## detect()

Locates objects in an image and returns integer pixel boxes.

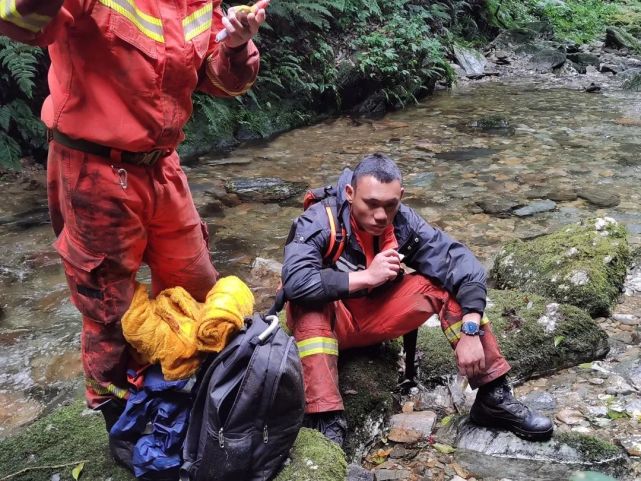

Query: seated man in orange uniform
[282,154,553,446]
[1,0,267,430]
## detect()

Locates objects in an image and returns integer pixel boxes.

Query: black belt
[48,129,169,166]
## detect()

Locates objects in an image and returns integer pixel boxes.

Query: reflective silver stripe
[0,0,51,32]
[183,3,212,41]
[98,0,164,42]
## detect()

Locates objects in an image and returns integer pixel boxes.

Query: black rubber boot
[303,411,348,447]
[469,376,553,441]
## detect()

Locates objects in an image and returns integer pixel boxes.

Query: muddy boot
[303,411,348,447]
[470,376,553,441]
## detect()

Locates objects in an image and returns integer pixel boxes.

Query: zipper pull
[219,428,225,448]
[263,425,269,444]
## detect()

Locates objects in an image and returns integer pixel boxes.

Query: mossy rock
[0,401,345,481]
[274,428,347,481]
[605,26,641,53]
[0,400,133,481]
[490,218,631,317]
[339,343,400,459]
[417,289,609,384]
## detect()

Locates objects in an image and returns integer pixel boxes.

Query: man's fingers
[221,16,236,35]
[255,8,266,23]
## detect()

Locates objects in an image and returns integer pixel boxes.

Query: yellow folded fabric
[121,276,255,380]
[122,283,202,381]
[197,276,254,352]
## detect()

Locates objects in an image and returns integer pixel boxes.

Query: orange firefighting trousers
[47,141,218,408]
[287,274,511,413]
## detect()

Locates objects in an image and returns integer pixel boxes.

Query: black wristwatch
[460,321,484,336]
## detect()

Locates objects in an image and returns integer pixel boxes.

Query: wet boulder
[224,177,308,203]
[605,27,641,53]
[567,53,601,69]
[438,418,626,481]
[452,45,487,78]
[531,48,567,72]
[490,218,631,317]
[622,72,641,91]
[416,289,609,384]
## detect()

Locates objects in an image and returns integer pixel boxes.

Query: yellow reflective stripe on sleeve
[297,336,339,359]
[86,378,130,399]
[205,55,254,96]
[443,316,490,345]
[183,3,212,41]
[98,0,164,43]
[0,0,52,32]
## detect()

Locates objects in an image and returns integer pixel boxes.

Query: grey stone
[606,375,636,396]
[476,198,522,217]
[453,45,487,77]
[521,390,556,414]
[388,411,437,443]
[514,200,557,217]
[531,49,567,72]
[448,418,624,481]
[567,53,601,68]
[224,177,308,203]
[618,435,641,456]
[348,463,375,481]
[612,313,639,325]
[577,188,620,208]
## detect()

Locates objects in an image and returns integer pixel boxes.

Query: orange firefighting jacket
[0,0,259,152]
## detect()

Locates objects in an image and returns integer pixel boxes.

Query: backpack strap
[322,198,346,265]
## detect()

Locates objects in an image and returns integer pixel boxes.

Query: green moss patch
[556,433,621,463]
[274,428,347,481]
[490,218,631,317]
[0,399,133,481]
[417,289,609,384]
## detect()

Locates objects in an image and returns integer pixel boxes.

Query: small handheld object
[215,0,270,43]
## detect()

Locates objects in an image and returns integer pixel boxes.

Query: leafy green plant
[0,37,47,170]
[537,0,618,43]
[354,10,452,107]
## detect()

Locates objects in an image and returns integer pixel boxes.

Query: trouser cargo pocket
[53,228,127,324]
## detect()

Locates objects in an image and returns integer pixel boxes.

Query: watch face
[461,322,479,335]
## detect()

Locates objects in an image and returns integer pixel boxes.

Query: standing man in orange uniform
[1,0,267,429]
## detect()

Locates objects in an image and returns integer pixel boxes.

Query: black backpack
[180,313,305,481]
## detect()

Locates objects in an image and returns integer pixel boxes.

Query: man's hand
[455,312,485,379]
[455,335,485,379]
[348,249,401,292]
[222,2,268,49]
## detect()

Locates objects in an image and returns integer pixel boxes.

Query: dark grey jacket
[282,168,487,315]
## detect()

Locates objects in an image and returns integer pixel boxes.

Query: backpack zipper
[263,424,269,444]
[219,428,225,448]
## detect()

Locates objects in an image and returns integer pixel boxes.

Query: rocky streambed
[1,24,641,480]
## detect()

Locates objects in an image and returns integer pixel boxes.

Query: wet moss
[556,433,621,463]
[490,219,631,317]
[417,289,609,384]
[339,343,400,458]
[0,399,133,481]
[274,428,347,481]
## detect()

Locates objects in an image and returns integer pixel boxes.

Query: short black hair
[351,153,402,188]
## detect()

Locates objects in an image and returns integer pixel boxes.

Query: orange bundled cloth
[122,276,254,380]
[197,276,254,352]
